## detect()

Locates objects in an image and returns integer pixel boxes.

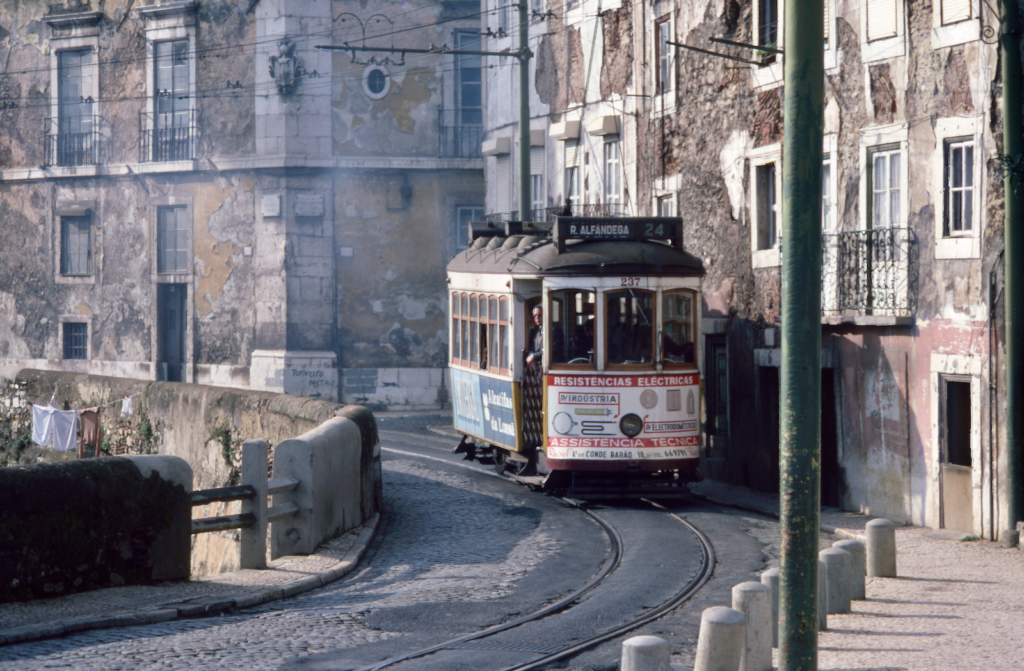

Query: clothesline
[30,396,135,452]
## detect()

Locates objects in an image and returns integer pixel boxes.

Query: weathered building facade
[480,0,1016,537]
[0,0,484,409]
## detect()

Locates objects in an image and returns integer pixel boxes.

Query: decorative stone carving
[269,38,305,95]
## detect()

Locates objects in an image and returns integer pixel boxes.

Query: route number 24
[620,277,641,287]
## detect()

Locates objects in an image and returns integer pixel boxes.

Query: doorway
[821,368,840,508]
[157,283,187,382]
[940,376,973,532]
[758,365,780,492]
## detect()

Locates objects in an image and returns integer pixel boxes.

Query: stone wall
[0,455,192,603]
[1,369,379,576]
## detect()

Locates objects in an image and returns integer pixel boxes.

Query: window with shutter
[867,0,898,41]
[941,0,971,25]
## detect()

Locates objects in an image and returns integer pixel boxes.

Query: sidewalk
[0,514,378,647]
[690,480,1024,671]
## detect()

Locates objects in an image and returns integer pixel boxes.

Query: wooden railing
[190,440,299,569]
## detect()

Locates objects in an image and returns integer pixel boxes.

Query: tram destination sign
[553,217,683,252]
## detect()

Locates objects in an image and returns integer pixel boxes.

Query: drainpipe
[1002,0,1023,541]
[779,0,824,669]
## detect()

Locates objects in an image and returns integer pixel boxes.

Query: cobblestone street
[0,444,601,671]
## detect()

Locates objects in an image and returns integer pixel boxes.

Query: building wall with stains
[480,0,1016,535]
[0,0,485,411]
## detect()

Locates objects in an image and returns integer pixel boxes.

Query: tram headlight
[620,413,644,438]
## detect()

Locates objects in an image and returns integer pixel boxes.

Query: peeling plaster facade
[0,0,483,411]
[482,0,1017,537]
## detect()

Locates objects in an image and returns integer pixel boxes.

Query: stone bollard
[833,539,866,600]
[760,568,780,648]
[732,582,772,671]
[819,547,852,614]
[818,558,828,631]
[866,518,897,577]
[694,607,746,671]
[620,635,671,671]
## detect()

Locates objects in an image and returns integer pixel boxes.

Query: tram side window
[606,290,655,366]
[662,289,696,366]
[452,293,462,363]
[549,289,596,367]
[451,292,510,374]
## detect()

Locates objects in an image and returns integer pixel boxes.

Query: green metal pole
[517,0,532,220]
[779,0,824,668]
[1002,0,1024,539]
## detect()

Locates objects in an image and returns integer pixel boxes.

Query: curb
[0,513,380,648]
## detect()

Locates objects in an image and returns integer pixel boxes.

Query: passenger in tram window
[527,305,563,370]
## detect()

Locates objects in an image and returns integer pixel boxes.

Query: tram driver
[526,305,563,370]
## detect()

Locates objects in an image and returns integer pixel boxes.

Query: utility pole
[318,7,533,220]
[517,0,532,220]
[779,1,824,670]
[1001,0,1023,542]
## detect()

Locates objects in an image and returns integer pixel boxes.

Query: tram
[446,216,706,499]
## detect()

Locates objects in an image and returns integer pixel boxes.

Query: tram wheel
[493,449,507,474]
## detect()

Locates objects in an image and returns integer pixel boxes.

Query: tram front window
[663,289,696,366]
[549,289,596,366]
[607,290,654,366]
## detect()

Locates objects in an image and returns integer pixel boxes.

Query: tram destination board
[553,217,683,252]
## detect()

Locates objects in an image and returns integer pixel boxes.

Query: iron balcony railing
[483,203,631,223]
[140,109,198,162]
[438,110,483,158]
[43,115,100,167]
[821,227,916,318]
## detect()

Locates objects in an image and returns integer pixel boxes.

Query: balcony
[438,110,483,159]
[140,110,198,163]
[821,227,916,323]
[43,115,100,167]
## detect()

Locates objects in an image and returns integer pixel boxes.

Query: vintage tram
[446,217,706,498]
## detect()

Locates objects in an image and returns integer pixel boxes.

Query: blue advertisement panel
[451,369,517,449]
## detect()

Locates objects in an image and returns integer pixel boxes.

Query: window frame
[943,137,975,238]
[60,319,90,361]
[604,288,657,371]
[60,215,94,276]
[752,0,785,88]
[450,291,511,375]
[749,142,782,268]
[151,197,194,280]
[932,116,983,259]
[868,144,902,230]
[933,0,980,48]
[548,288,597,371]
[455,30,483,126]
[603,136,621,208]
[860,0,906,63]
[661,289,698,371]
[455,205,485,253]
[138,1,198,165]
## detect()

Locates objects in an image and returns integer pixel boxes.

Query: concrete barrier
[620,635,671,671]
[833,539,866,600]
[760,568,780,648]
[732,582,772,671]
[866,518,897,577]
[820,547,852,614]
[271,416,365,558]
[694,606,745,671]
[818,558,828,631]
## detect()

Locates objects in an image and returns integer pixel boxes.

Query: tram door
[522,296,544,448]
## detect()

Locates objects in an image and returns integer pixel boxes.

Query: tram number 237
[620,277,642,287]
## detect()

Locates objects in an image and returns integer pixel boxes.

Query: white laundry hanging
[51,411,78,452]
[32,404,56,446]
[120,396,134,418]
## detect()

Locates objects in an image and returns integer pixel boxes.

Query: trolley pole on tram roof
[318,2,533,222]
[779,0,824,668]
[1001,1,1024,542]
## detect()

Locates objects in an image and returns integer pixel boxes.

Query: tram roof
[447,236,706,278]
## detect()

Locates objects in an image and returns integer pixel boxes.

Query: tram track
[369,437,716,671]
